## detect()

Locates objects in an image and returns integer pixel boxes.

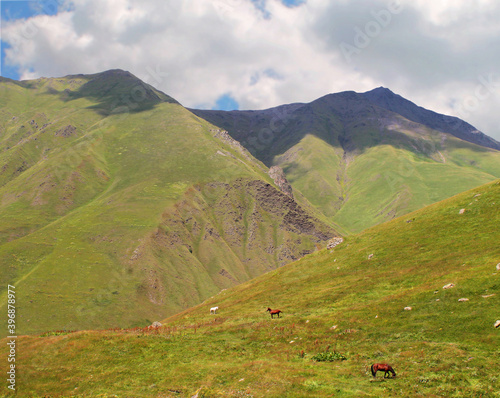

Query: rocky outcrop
[127,177,337,320]
[268,166,293,198]
[327,237,344,249]
[211,128,261,168]
[144,178,336,308]
[55,125,77,137]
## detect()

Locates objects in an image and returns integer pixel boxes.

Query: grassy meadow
[1,180,498,397]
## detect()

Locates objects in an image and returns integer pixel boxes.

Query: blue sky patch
[1,40,20,79]
[1,0,61,79]
[281,0,306,8]
[1,0,59,21]
[213,94,239,111]
[251,0,271,19]
[251,0,305,17]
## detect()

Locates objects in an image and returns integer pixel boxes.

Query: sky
[1,0,500,141]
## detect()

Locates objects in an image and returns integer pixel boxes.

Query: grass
[0,71,335,334]
[1,180,499,397]
[279,133,500,234]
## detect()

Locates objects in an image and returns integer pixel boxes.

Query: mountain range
[0,69,499,333]
[191,86,500,232]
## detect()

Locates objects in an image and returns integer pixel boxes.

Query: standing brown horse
[371,363,396,378]
[266,307,282,318]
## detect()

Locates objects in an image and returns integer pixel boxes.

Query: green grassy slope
[192,94,500,234]
[0,71,337,334]
[3,180,499,397]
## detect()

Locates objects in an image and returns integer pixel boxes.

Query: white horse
[210,306,219,314]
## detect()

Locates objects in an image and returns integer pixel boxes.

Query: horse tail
[371,364,376,377]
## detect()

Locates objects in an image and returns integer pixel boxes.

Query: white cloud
[2,0,500,140]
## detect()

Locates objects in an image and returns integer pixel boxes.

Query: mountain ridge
[191,87,500,232]
[361,86,500,151]
[1,69,500,334]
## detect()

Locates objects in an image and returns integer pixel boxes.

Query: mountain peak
[367,86,393,94]
[361,87,500,150]
[99,68,133,77]
[363,86,403,103]
[64,68,134,80]
[62,69,179,114]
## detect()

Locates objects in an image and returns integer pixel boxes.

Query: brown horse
[371,363,396,378]
[266,307,282,318]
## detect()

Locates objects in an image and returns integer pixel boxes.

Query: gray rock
[327,237,344,250]
[268,166,293,198]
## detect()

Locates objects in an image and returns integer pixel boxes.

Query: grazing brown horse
[266,307,282,318]
[371,363,396,378]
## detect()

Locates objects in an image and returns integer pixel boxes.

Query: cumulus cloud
[2,0,500,140]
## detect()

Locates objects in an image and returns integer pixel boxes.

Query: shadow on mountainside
[61,70,178,116]
[8,69,178,116]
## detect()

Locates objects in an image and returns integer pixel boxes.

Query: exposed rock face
[136,178,336,312]
[443,283,455,289]
[496,263,500,271]
[494,320,500,329]
[212,128,260,168]
[327,237,344,249]
[458,298,469,302]
[404,306,412,311]
[268,166,293,198]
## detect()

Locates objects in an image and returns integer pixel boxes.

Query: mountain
[8,179,500,397]
[2,70,500,334]
[0,70,337,333]
[362,87,500,151]
[191,89,500,232]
